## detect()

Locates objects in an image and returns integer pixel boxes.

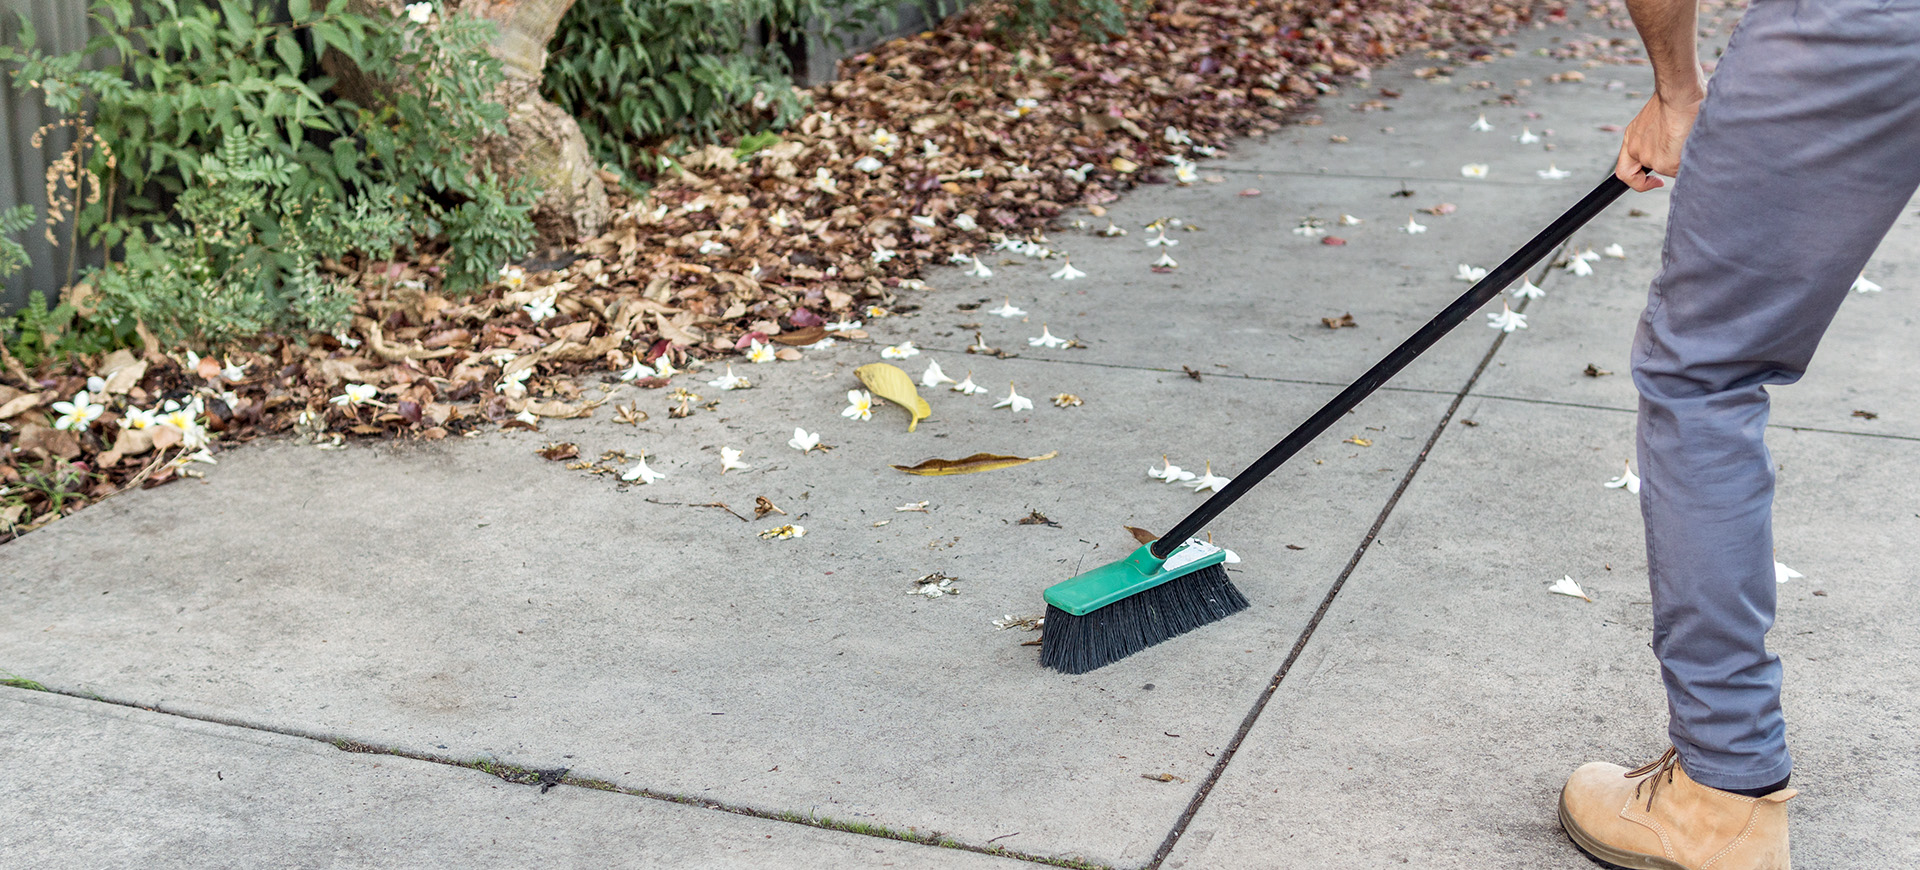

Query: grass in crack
[1,671,50,692]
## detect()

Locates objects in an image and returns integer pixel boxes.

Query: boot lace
[1626,747,1680,811]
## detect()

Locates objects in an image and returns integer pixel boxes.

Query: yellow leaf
[891,451,1058,476]
[1344,436,1372,447]
[856,363,931,432]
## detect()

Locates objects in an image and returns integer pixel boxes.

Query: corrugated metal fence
[1,0,102,315]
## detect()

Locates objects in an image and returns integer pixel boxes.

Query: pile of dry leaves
[0,0,1540,540]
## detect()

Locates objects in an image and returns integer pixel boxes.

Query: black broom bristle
[1038,564,1248,674]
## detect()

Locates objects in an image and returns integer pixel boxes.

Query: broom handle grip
[1152,172,1633,558]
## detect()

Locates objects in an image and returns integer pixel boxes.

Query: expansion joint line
[1142,251,1566,869]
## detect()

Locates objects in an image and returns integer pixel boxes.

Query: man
[1556,0,1920,866]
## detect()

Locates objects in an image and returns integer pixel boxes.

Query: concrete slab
[0,688,1030,870]
[1161,397,1920,869]
[881,173,1570,398]
[0,353,1460,867]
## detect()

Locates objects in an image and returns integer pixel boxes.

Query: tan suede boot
[1558,748,1795,870]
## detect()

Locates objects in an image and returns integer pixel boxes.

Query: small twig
[644,498,748,521]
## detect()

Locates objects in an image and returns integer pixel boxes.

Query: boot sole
[1558,788,1690,870]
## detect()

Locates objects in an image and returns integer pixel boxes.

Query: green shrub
[0,204,30,280]
[543,0,899,175]
[990,0,1130,43]
[1,0,535,349]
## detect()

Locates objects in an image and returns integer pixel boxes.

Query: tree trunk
[347,0,609,247]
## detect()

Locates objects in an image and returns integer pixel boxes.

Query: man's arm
[1617,0,1709,191]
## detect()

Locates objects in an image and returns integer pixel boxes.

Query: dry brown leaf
[754,496,786,519]
[538,442,580,461]
[892,451,1058,476]
[1322,313,1357,329]
[0,391,46,419]
[771,326,828,346]
[1124,526,1161,545]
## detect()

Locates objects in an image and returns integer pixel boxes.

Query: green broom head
[1039,539,1248,674]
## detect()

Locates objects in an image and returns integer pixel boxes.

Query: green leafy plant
[1,0,534,349]
[0,204,31,280]
[543,0,899,174]
[989,0,1130,43]
[0,289,141,368]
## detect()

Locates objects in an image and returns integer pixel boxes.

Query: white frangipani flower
[824,320,862,332]
[1189,462,1232,493]
[1050,259,1086,280]
[922,138,940,157]
[51,390,105,430]
[1852,273,1883,293]
[405,2,433,23]
[910,214,937,228]
[1461,163,1490,179]
[967,256,993,278]
[120,406,157,430]
[880,341,920,359]
[1065,163,1095,183]
[920,360,956,387]
[720,447,751,474]
[1538,163,1572,180]
[952,372,987,395]
[698,239,728,254]
[1566,256,1594,277]
[331,383,381,407]
[744,340,775,364]
[871,244,897,263]
[1517,127,1541,144]
[1338,214,1363,226]
[1603,243,1627,259]
[870,127,898,155]
[952,213,978,231]
[1605,459,1641,494]
[1147,229,1178,247]
[621,451,665,484]
[513,409,539,426]
[498,265,526,288]
[707,365,751,390]
[86,375,107,394]
[1577,248,1603,262]
[811,167,839,194]
[1164,126,1193,145]
[1487,302,1528,333]
[992,383,1033,413]
[1456,264,1489,282]
[1154,252,1178,268]
[1403,215,1427,234]
[788,428,822,453]
[1099,221,1127,237]
[522,294,557,322]
[854,155,884,173]
[1149,456,1197,484]
[1470,114,1494,132]
[987,299,1026,318]
[625,357,664,382]
[1292,221,1325,238]
[651,357,681,379]
[1029,325,1069,348]
[1549,576,1593,602]
[1007,97,1039,118]
[842,389,874,420]
[1174,164,1199,185]
[1774,562,1803,584]
[1511,279,1545,300]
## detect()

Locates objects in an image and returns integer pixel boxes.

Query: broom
[1039,172,1634,674]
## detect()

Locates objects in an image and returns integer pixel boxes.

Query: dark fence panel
[1,0,106,316]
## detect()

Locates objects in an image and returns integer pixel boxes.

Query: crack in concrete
[1141,251,1565,869]
[0,681,1114,870]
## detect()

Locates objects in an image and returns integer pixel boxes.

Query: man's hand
[1616,87,1705,192]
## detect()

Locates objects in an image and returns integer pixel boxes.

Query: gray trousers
[1635,0,1920,790]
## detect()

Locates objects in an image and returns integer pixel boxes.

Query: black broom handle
[1152,172,1632,558]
